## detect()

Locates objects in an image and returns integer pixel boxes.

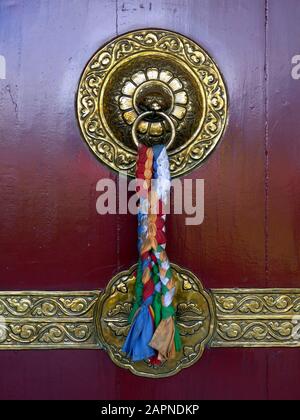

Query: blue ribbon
[152,145,164,179]
[122,296,155,362]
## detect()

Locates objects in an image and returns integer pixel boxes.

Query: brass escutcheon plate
[77,29,228,177]
[96,264,215,378]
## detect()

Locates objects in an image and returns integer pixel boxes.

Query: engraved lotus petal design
[119,68,189,137]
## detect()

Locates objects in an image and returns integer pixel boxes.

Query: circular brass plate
[77,29,228,178]
[96,264,215,378]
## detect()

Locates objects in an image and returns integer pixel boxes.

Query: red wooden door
[0,0,300,400]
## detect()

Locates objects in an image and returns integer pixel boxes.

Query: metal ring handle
[132,111,176,150]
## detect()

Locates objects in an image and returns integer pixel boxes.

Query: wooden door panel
[0,0,120,291]
[267,0,300,288]
[0,0,299,400]
[267,0,300,400]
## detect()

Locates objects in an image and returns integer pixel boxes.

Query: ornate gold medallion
[77,29,228,177]
[96,264,215,378]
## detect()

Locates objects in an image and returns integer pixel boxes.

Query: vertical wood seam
[115,0,121,275]
[264,0,270,287]
[116,0,119,36]
[264,0,270,401]
[114,1,120,389]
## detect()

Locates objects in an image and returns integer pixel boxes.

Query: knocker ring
[132,111,176,150]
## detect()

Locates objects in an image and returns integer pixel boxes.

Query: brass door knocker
[77,29,228,178]
[77,29,228,377]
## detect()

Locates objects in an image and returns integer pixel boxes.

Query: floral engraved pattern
[176,303,206,336]
[77,29,228,178]
[2,285,300,375]
[214,292,300,315]
[97,264,215,378]
[119,67,189,134]
[0,292,99,349]
[104,302,132,337]
[0,295,97,318]
[211,290,300,347]
[217,321,294,343]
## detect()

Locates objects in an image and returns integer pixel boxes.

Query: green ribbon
[128,259,143,323]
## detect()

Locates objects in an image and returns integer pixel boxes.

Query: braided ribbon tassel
[122,144,181,363]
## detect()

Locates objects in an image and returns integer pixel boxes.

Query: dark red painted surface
[0,0,299,400]
[266,1,300,400]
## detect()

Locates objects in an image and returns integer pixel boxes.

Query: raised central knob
[134,81,174,120]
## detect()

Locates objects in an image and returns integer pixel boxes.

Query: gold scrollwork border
[1,268,300,377]
[0,291,100,350]
[210,289,300,348]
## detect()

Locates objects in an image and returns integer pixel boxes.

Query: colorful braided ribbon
[122,144,181,363]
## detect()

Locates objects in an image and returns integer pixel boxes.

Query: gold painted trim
[1,272,300,377]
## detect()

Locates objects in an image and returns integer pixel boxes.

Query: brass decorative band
[211,289,300,348]
[0,291,99,350]
[1,268,299,377]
